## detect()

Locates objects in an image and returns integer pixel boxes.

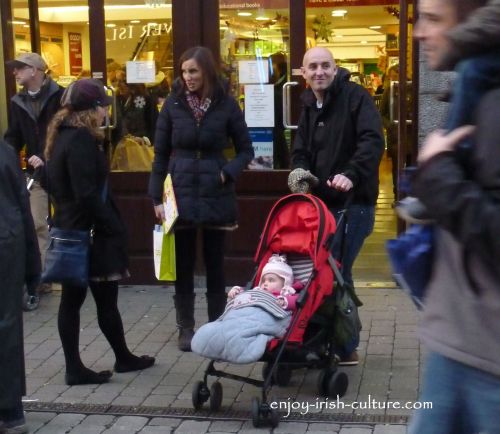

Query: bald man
[290,47,384,365]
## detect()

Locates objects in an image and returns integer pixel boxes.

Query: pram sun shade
[254,193,338,347]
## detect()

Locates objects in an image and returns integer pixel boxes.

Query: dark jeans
[330,205,375,288]
[445,52,500,168]
[174,227,226,297]
[446,52,500,131]
[409,352,500,434]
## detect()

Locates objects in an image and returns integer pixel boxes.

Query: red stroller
[191,193,352,427]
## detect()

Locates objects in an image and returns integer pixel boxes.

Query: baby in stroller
[191,254,300,364]
[227,254,299,311]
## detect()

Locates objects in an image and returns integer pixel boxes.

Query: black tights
[58,280,134,374]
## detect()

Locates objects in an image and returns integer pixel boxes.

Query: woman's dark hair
[177,46,222,100]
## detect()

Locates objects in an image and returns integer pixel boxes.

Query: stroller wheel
[192,380,210,410]
[327,371,348,398]
[22,292,40,312]
[209,381,223,412]
[274,364,292,387]
[251,397,263,428]
[269,406,280,428]
[317,368,334,397]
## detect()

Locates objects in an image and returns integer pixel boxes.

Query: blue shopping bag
[386,224,434,310]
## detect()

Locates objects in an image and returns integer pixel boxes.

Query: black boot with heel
[174,294,195,351]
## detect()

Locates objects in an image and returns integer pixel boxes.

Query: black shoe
[1,417,28,434]
[65,368,113,385]
[114,355,155,373]
[395,197,434,225]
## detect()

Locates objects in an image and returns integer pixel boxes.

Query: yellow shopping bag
[153,225,176,281]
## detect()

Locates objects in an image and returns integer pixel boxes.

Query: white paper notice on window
[244,84,275,128]
[126,60,155,84]
[238,60,269,84]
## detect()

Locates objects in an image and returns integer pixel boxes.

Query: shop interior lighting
[255,8,268,21]
[237,12,252,17]
[130,20,141,23]
[360,40,368,44]
[331,9,347,17]
[144,0,167,7]
[12,20,27,25]
[106,23,116,27]
[369,25,382,29]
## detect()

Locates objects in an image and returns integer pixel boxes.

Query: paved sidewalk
[21,285,422,433]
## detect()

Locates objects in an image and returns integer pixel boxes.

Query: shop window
[304,2,407,95]
[220,0,291,170]
[11,1,31,89]
[105,0,173,172]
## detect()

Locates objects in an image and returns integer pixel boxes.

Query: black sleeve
[3,105,24,154]
[291,109,312,171]
[3,142,41,284]
[222,97,254,181]
[342,87,385,186]
[148,100,173,205]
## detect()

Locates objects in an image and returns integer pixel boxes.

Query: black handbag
[41,168,107,288]
[41,228,91,287]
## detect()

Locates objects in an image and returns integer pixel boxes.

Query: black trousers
[174,227,226,296]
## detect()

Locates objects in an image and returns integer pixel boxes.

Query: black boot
[173,294,195,352]
[206,293,227,322]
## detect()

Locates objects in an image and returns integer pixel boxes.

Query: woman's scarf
[185,91,211,125]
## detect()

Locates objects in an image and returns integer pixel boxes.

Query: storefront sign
[248,128,273,170]
[106,22,172,42]
[220,0,288,9]
[68,32,82,76]
[244,84,274,128]
[306,0,406,6]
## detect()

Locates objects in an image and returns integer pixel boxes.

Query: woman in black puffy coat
[149,46,254,351]
[45,79,155,385]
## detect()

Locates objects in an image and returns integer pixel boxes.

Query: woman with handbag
[149,46,254,351]
[44,78,155,385]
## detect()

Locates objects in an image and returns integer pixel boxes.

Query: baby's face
[260,273,284,292]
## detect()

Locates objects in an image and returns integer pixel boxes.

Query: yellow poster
[162,174,178,234]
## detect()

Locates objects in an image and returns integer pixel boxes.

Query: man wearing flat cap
[4,52,64,296]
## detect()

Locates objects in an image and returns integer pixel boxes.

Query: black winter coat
[4,77,64,175]
[149,79,254,226]
[292,68,384,207]
[46,125,128,278]
[0,141,40,407]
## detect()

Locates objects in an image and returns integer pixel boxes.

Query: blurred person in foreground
[0,140,41,434]
[409,0,500,432]
[4,52,64,296]
[289,47,384,365]
[44,79,155,385]
[149,46,254,352]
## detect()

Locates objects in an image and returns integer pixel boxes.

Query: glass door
[104,0,173,172]
[15,0,90,87]
[219,0,291,169]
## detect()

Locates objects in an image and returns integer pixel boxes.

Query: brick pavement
[21,285,422,433]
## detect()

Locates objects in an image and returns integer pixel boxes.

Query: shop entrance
[222,1,415,285]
